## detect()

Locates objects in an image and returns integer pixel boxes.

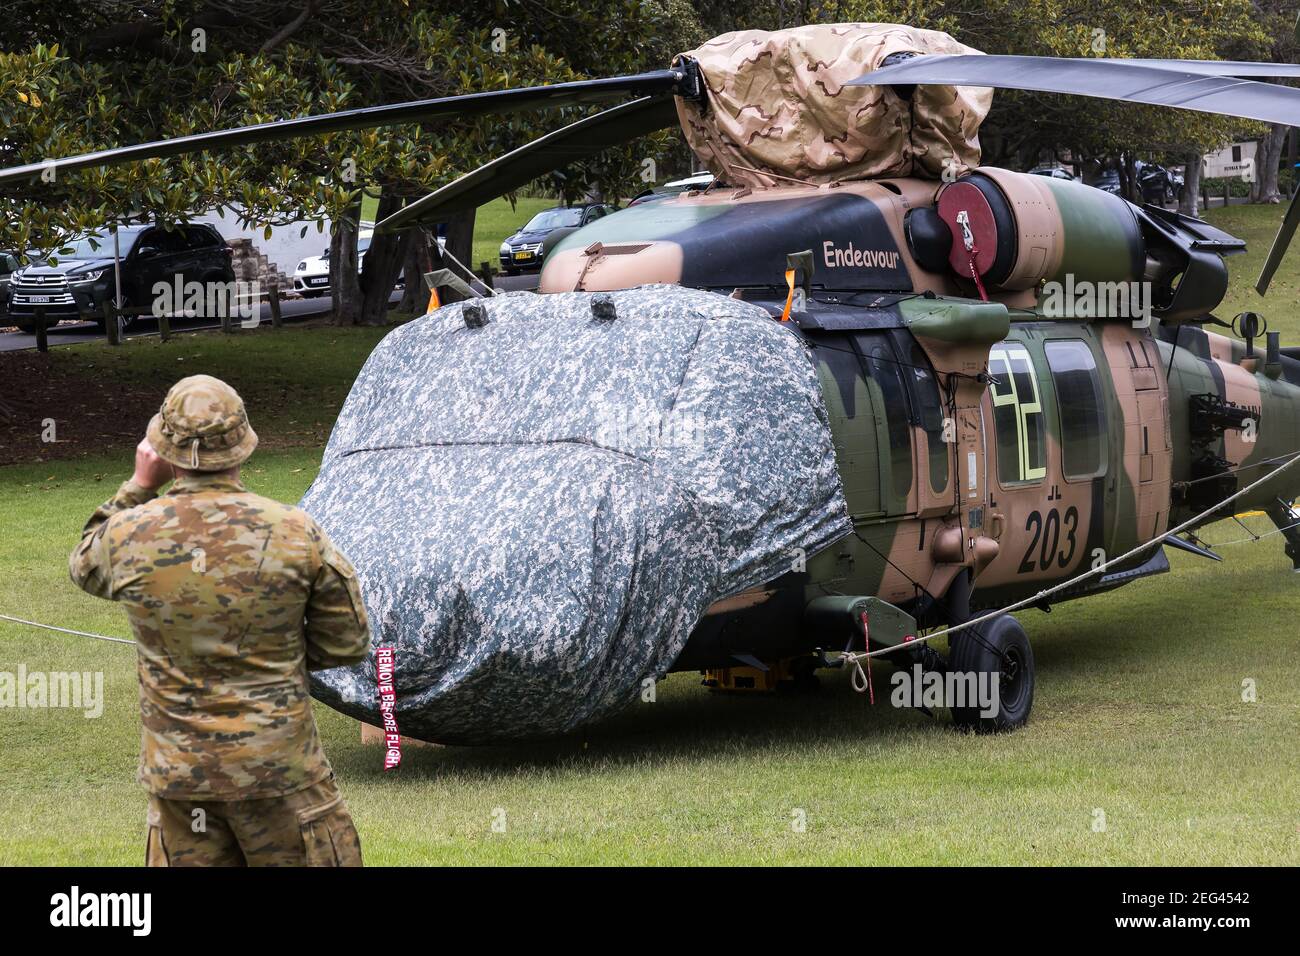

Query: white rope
[842,448,1300,667]
[7,454,1300,666]
[0,613,134,645]
[1208,516,1300,547]
[850,657,871,693]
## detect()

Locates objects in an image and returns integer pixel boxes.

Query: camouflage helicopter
[10,23,1300,739]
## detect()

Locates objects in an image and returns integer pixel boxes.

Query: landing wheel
[948,614,1034,733]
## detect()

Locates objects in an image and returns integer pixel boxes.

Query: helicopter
[9,22,1300,740]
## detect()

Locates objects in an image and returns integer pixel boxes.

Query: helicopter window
[807,334,883,517]
[855,335,914,512]
[1045,340,1108,480]
[908,343,949,494]
[988,342,1047,486]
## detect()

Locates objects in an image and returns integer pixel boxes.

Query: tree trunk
[1180,151,1203,218]
[397,228,431,314]
[1253,124,1286,204]
[444,209,476,273]
[435,209,477,305]
[1290,128,1298,199]
[330,206,362,326]
[358,192,411,326]
[1121,153,1138,203]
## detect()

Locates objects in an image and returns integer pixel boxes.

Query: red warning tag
[376,646,401,770]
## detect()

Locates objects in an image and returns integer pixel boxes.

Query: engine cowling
[931,168,1145,292]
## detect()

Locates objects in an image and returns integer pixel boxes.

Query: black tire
[948,614,1034,733]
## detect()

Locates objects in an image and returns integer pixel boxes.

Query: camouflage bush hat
[146,374,258,470]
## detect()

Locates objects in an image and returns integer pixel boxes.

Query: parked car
[1091,170,1123,195]
[295,228,372,297]
[0,250,21,321]
[293,225,406,298]
[6,224,234,332]
[629,171,718,205]
[1136,162,1183,204]
[498,203,616,274]
[1028,166,1079,182]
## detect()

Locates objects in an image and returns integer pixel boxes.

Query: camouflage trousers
[145,776,363,867]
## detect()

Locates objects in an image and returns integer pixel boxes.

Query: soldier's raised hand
[131,436,174,490]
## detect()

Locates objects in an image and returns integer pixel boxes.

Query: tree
[1,1,677,324]
[1179,149,1204,216]
[1234,2,1300,204]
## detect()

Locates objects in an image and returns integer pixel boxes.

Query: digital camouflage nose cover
[302,285,851,743]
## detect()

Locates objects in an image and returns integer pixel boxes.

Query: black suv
[498,203,615,275]
[6,224,234,332]
[0,251,21,321]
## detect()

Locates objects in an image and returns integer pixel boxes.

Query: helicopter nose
[305,442,719,744]
[300,285,852,743]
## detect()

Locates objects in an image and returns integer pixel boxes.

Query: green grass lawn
[2,210,1299,866]
[1,445,1296,865]
[62,323,399,451]
[1204,204,1300,336]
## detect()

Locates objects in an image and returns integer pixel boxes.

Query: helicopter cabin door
[976,328,1113,592]
[1096,325,1173,552]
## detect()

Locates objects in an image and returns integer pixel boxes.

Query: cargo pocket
[297,793,363,867]
[145,805,170,867]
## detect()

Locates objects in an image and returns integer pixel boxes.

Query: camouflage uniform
[69,375,371,867]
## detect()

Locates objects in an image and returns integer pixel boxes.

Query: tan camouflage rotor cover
[675,23,991,186]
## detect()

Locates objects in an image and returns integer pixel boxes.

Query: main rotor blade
[377,95,679,232]
[851,55,1300,127]
[1256,189,1300,294]
[0,70,685,186]
[1095,58,1300,78]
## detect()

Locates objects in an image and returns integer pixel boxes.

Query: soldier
[69,374,372,867]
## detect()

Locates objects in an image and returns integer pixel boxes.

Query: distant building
[193,207,333,278]
[1203,142,1256,182]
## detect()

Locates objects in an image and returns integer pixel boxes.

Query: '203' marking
[1018,506,1079,574]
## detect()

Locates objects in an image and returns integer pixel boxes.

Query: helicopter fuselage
[537,169,1300,673]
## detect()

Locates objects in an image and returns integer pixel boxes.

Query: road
[0,272,538,352]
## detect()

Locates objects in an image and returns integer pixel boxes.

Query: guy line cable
[0,613,134,645]
[6,452,1300,659]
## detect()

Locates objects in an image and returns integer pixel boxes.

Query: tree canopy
[1,1,676,319]
[1,0,1293,322]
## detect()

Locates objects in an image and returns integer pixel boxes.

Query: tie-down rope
[6,454,1300,663]
[0,612,134,645]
